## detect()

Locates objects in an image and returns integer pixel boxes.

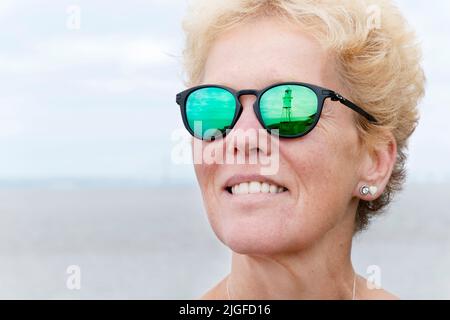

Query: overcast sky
[0,0,449,186]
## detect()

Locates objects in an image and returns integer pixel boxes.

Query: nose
[225,91,271,160]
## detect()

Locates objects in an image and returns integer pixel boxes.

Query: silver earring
[360,185,378,196]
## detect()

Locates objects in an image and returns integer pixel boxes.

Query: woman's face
[193,17,364,255]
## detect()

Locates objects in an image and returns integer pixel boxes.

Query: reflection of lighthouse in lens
[260,85,318,136]
[281,87,293,121]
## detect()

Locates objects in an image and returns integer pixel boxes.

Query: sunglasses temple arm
[330,92,378,123]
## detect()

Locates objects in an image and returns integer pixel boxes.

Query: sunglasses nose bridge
[236,89,258,98]
[235,88,259,118]
[236,89,259,111]
[231,89,265,133]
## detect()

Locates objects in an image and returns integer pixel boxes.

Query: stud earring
[360,185,378,196]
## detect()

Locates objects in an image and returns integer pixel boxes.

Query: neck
[227,216,356,300]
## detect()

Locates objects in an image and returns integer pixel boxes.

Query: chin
[211,214,314,256]
[226,236,287,255]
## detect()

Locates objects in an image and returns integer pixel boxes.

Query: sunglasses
[176,82,377,140]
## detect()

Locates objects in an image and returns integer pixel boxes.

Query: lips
[224,174,288,195]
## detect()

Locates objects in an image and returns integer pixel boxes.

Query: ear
[354,132,397,200]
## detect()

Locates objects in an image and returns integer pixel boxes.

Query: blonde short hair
[180,0,426,233]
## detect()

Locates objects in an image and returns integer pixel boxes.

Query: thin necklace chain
[352,272,357,300]
[226,273,357,300]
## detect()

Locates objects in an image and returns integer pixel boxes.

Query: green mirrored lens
[259,85,318,136]
[186,87,236,139]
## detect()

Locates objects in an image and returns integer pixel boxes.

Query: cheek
[193,162,221,227]
[282,129,360,236]
[192,141,222,221]
[192,139,213,189]
[287,125,359,190]
[193,162,216,200]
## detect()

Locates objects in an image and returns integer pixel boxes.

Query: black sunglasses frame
[176,81,378,140]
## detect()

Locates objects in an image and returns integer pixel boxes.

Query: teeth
[249,181,260,194]
[239,182,249,194]
[230,181,286,195]
[269,184,278,194]
[261,182,270,193]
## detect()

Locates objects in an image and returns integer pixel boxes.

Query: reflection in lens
[259,85,318,136]
[186,87,236,140]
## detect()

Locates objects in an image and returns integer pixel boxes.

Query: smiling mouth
[225,181,288,195]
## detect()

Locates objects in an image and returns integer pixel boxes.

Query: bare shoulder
[197,277,228,300]
[356,275,400,300]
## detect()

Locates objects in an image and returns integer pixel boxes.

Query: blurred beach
[0,180,449,299]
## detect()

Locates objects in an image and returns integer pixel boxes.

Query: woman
[176,0,425,299]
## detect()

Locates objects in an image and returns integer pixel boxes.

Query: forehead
[202,17,331,89]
